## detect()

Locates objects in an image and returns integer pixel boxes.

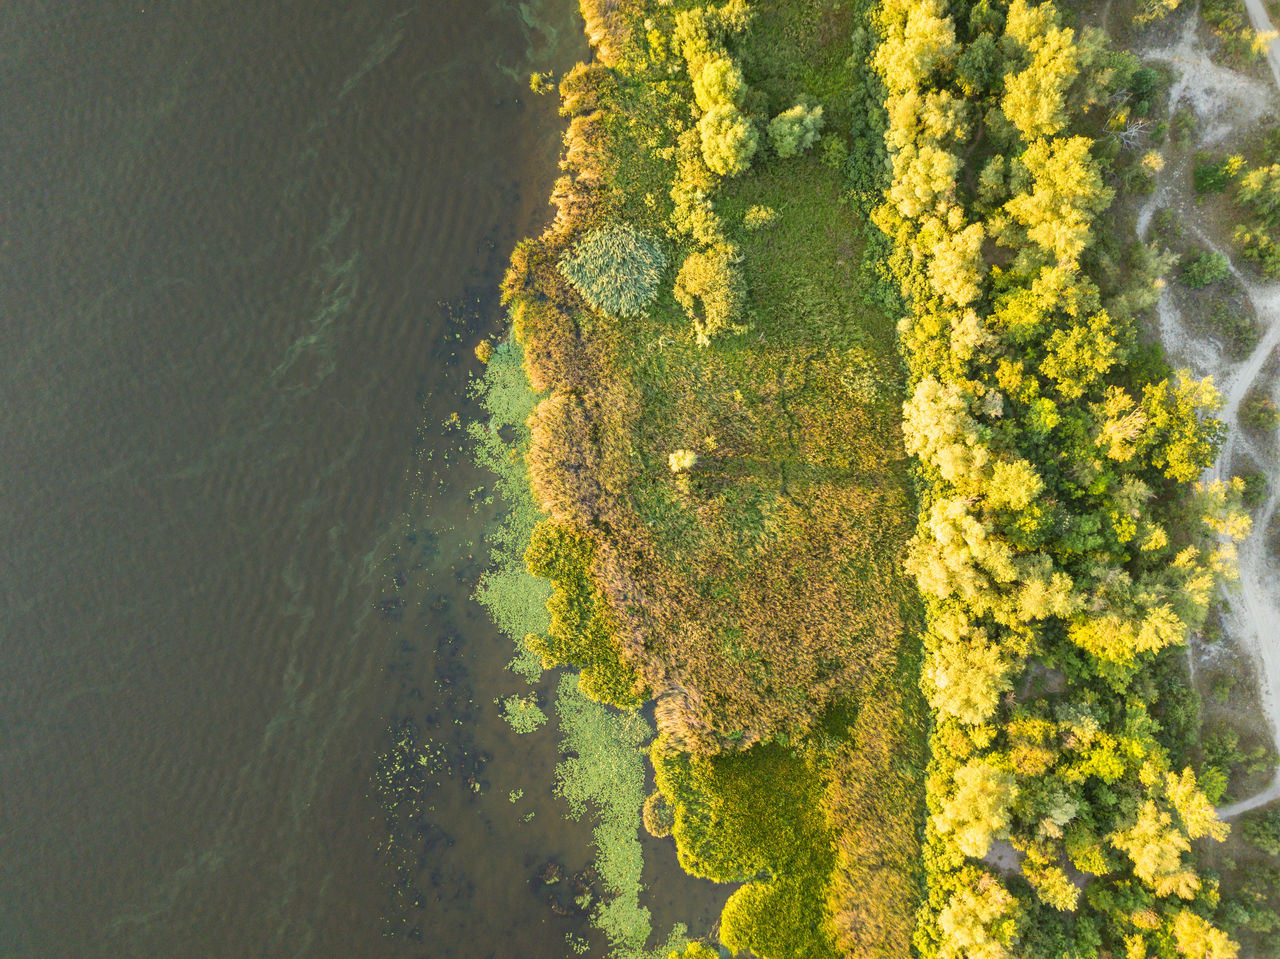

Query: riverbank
[475,0,927,954]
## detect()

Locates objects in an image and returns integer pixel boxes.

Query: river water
[0,2,638,956]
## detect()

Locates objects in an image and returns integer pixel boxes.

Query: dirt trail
[1243,0,1280,89]
[1139,16,1280,818]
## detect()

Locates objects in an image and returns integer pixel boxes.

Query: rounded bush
[699,105,757,177]
[642,791,675,837]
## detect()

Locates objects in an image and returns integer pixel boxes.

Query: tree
[1240,805,1280,855]
[930,221,987,305]
[1165,769,1228,841]
[925,621,1014,724]
[1038,310,1122,401]
[699,104,758,176]
[935,761,1018,857]
[902,375,990,488]
[957,34,1005,97]
[1001,23,1079,139]
[768,102,825,158]
[1005,137,1113,264]
[1137,373,1224,483]
[890,142,959,217]
[1238,163,1280,227]
[1110,800,1200,899]
[1024,861,1080,911]
[874,0,958,94]
[1171,910,1239,958]
[937,872,1021,959]
[985,459,1043,512]
[693,56,745,112]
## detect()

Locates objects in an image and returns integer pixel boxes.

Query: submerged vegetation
[471,0,1280,955]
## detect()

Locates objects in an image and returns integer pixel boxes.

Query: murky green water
[0,2,691,955]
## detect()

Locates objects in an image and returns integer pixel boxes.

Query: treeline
[869,0,1252,955]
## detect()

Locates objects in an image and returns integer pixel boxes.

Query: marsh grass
[477,0,926,954]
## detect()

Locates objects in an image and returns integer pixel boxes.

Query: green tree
[1240,806,1280,855]
[699,104,758,176]
[768,102,825,158]
[1005,137,1113,263]
[956,34,1005,97]
[1238,163,1280,227]
[692,55,745,112]
[935,761,1018,857]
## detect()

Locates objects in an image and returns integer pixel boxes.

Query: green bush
[1205,299,1260,357]
[1240,389,1280,434]
[1241,471,1269,509]
[559,223,668,317]
[673,244,747,345]
[1241,806,1280,856]
[699,104,758,176]
[768,102,825,159]
[1181,251,1231,287]
[1193,153,1240,193]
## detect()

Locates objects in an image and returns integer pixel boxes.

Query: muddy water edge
[0,1,711,956]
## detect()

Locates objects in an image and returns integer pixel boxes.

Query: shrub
[1240,471,1268,509]
[1239,163,1280,228]
[1193,153,1242,193]
[1236,226,1280,276]
[643,791,675,837]
[500,693,548,733]
[699,104,757,176]
[668,449,698,472]
[525,520,646,708]
[1205,299,1260,357]
[1181,251,1231,287]
[1240,389,1280,434]
[743,204,779,230]
[1242,806,1280,856]
[674,244,747,345]
[768,102,825,159]
[559,223,668,317]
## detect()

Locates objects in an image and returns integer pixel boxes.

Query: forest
[471,0,1280,956]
